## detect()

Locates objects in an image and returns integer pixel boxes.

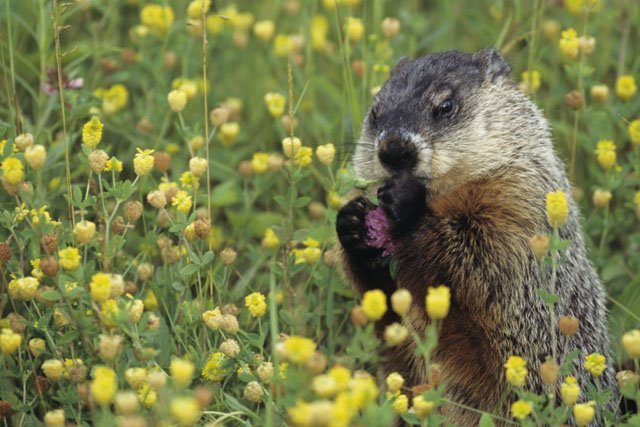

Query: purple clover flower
[364,206,398,257]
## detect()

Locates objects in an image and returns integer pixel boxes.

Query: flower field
[1,0,640,426]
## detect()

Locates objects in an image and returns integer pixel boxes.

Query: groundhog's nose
[378,137,418,172]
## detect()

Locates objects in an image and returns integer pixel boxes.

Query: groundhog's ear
[474,48,511,82]
[391,56,410,74]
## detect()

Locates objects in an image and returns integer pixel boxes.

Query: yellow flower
[95,84,129,114]
[245,292,267,317]
[219,122,240,147]
[170,397,200,426]
[187,0,211,19]
[171,358,195,387]
[82,116,103,149]
[8,277,39,301]
[0,328,22,355]
[595,140,616,171]
[251,152,270,174]
[425,285,450,320]
[189,156,208,178]
[133,148,155,176]
[345,17,364,42]
[140,4,174,36]
[167,89,187,112]
[520,70,541,94]
[561,376,580,405]
[559,28,579,59]
[565,0,602,15]
[253,20,275,41]
[283,336,316,364]
[143,289,158,311]
[73,220,96,244]
[302,247,322,265]
[393,394,409,414]
[2,157,24,184]
[180,171,199,190]
[202,351,228,382]
[172,190,193,214]
[58,247,80,271]
[546,190,569,228]
[311,15,329,50]
[274,34,293,57]
[101,299,120,328]
[25,145,46,170]
[386,372,404,393]
[262,227,280,249]
[316,143,335,165]
[511,399,532,420]
[625,330,640,359]
[361,289,387,320]
[573,401,596,426]
[412,395,434,419]
[29,338,46,357]
[584,353,606,377]
[43,409,65,427]
[42,359,64,381]
[282,137,302,158]
[125,367,147,389]
[329,365,351,391]
[629,119,640,145]
[137,383,157,408]
[264,92,286,118]
[294,146,313,167]
[91,366,117,406]
[105,156,123,173]
[616,75,637,101]
[89,273,112,303]
[504,356,528,387]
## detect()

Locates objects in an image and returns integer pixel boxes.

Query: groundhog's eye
[434,98,455,118]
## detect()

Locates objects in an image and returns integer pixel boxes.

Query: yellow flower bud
[361,289,387,321]
[425,285,450,320]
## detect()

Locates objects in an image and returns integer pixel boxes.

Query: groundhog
[336,48,617,424]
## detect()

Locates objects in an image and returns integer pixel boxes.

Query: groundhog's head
[353,48,541,191]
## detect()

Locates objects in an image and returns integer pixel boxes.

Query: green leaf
[180,263,199,277]
[479,413,496,427]
[537,288,560,306]
[211,180,241,207]
[39,289,62,301]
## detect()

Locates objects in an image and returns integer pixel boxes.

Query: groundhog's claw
[378,174,427,235]
[336,196,382,260]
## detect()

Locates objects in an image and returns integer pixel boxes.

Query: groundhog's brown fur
[336,49,617,425]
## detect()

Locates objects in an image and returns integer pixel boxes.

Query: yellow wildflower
[283,336,316,364]
[264,92,286,118]
[511,400,532,420]
[316,143,335,165]
[186,0,211,19]
[140,4,174,35]
[361,289,387,320]
[520,70,541,94]
[629,119,640,145]
[125,367,147,389]
[345,17,364,42]
[561,376,581,405]
[251,152,270,173]
[623,329,640,359]
[253,20,275,41]
[42,359,64,381]
[91,366,117,406]
[311,15,329,50]
[143,289,158,311]
[2,157,24,184]
[172,190,193,214]
[170,358,195,387]
[565,0,602,15]
[8,277,39,301]
[245,292,267,317]
[426,285,451,320]
[386,372,404,393]
[262,227,280,249]
[559,28,579,59]
[133,148,155,176]
[25,144,46,170]
[294,146,313,167]
[393,394,409,414]
[58,247,80,271]
[137,383,157,408]
[170,397,200,426]
[546,190,569,228]
[0,328,22,355]
[504,356,528,387]
[412,395,434,419]
[82,116,103,149]
[219,122,240,147]
[167,89,187,112]
[105,156,123,172]
[616,75,637,101]
[584,353,606,377]
[595,140,616,171]
[202,351,228,382]
[95,84,129,114]
[89,273,112,303]
[574,401,596,427]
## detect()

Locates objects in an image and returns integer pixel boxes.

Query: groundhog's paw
[336,196,380,259]
[378,174,427,234]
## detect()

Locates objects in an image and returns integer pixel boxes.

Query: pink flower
[365,207,397,256]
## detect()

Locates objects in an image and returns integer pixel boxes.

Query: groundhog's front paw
[336,196,384,264]
[378,173,427,235]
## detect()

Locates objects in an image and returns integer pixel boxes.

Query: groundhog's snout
[378,137,418,172]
